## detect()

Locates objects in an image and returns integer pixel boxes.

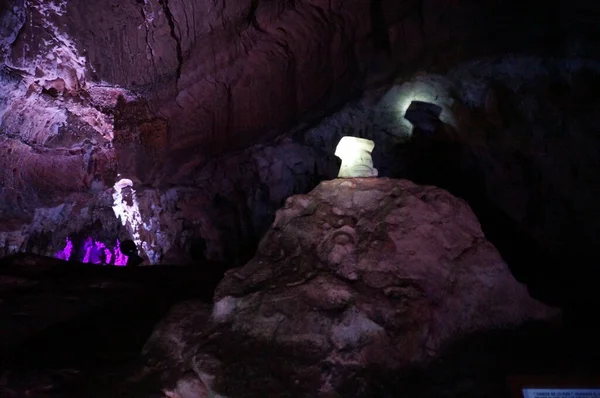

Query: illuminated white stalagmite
[334,136,378,178]
[112,178,144,253]
[111,178,167,264]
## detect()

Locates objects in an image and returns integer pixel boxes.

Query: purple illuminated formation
[54,237,128,266]
[114,240,128,266]
[55,237,74,261]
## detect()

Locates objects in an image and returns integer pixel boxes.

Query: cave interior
[1,0,600,396]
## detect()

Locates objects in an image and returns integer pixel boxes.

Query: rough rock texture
[0,191,127,259]
[109,136,339,265]
[298,56,600,305]
[138,178,558,398]
[3,50,600,278]
[2,0,600,263]
[0,0,136,258]
[0,131,338,264]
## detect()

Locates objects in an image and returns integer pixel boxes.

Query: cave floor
[0,254,599,397]
[0,254,223,398]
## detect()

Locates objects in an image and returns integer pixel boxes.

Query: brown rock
[140,178,558,397]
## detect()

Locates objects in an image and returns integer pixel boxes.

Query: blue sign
[523,389,600,398]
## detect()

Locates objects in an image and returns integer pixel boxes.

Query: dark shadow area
[120,239,145,266]
[337,320,600,398]
[109,319,600,398]
[370,0,391,56]
[0,253,226,397]
[393,101,600,320]
[404,101,443,134]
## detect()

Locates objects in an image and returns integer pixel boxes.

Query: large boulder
[140,178,558,398]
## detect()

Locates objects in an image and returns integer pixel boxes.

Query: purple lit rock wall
[54,237,128,266]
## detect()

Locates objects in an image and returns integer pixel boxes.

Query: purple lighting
[55,237,74,261]
[54,237,128,266]
[114,240,128,266]
[82,237,94,263]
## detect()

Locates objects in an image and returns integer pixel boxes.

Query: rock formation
[139,178,558,398]
[334,136,378,178]
[301,57,600,305]
[2,0,600,267]
[1,1,599,396]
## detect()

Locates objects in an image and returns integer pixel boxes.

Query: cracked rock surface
[136,178,558,398]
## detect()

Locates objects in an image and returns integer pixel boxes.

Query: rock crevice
[159,0,183,83]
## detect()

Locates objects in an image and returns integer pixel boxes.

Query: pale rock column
[334,136,378,178]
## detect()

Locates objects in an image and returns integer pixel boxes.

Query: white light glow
[112,178,145,256]
[111,179,166,264]
[334,136,378,178]
[377,77,458,139]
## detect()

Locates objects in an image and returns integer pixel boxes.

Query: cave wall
[109,139,338,265]
[103,56,600,269]
[75,0,600,175]
[1,0,600,264]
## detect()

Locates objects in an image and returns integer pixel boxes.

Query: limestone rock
[140,178,559,397]
[334,136,378,178]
